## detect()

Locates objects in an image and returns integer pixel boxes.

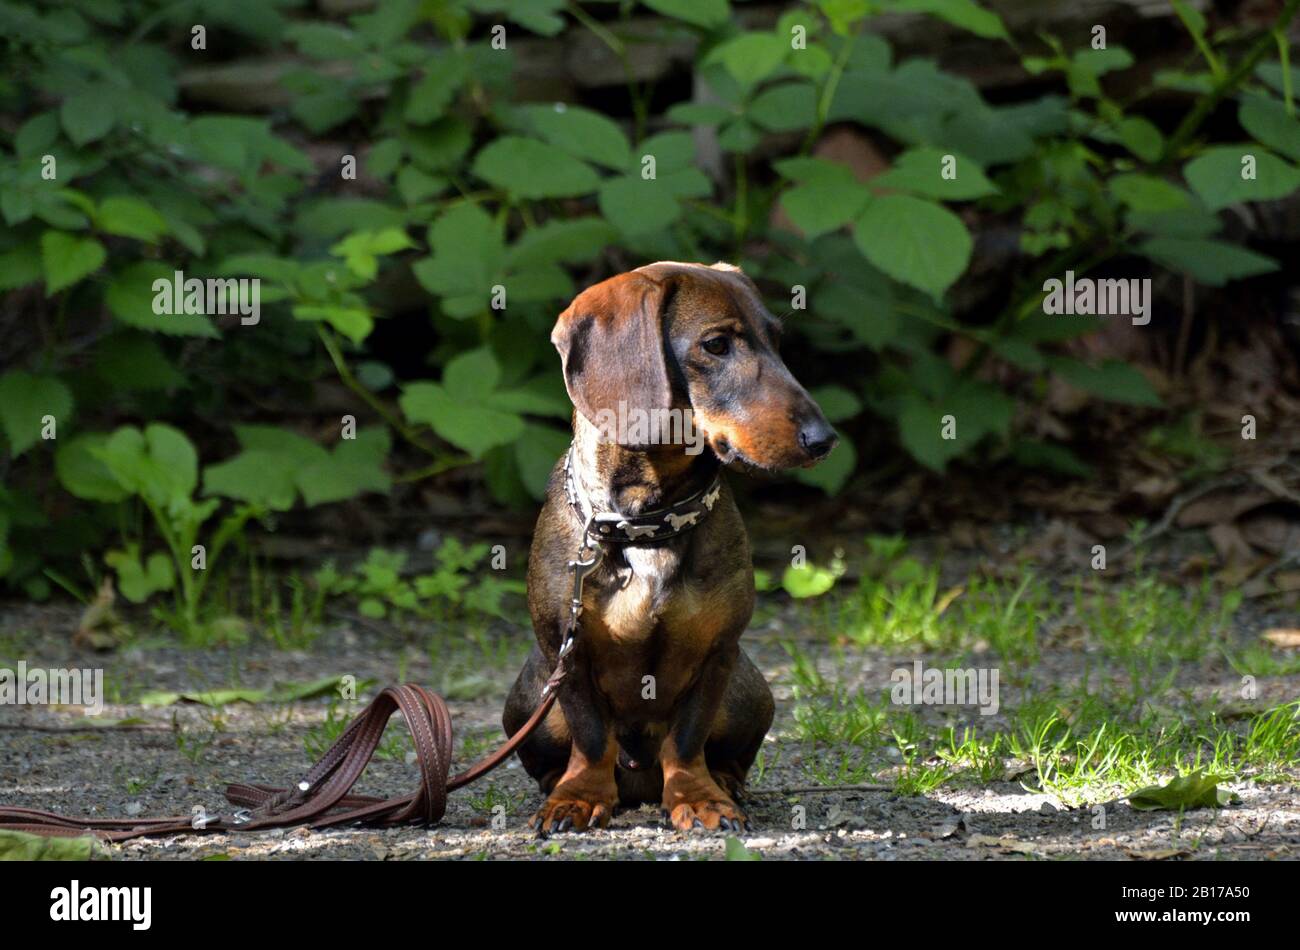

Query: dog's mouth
[708,434,786,476]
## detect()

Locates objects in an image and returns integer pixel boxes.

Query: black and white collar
[564,446,722,545]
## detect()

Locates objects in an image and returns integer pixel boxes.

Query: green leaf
[706,33,789,88]
[139,676,342,708]
[780,179,872,238]
[329,228,414,280]
[15,112,60,157]
[287,22,365,58]
[667,103,735,125]
[1048,357,1161,407]
[55,433,130,502]
[1126,207,1221,239]
[400,382,524,459]
[234,425,331,468]
[722,120,761,154]
[60,89,115,146]
[1239,93,1300,162]
[795,432,855,495]
[598,176,684,236]
[472,136,599,198]
[1011,439,1092,478]
[412,202,505,313]
[1138,237,1278,287]
[853,195,972,298]
[748,82,818,132]
[1128,770,1239,812]
[1256,61,1300,97]
[105,546,174,603]
[297,428,391,506]
[507,218,619,269]
[0,372,73,456]
[0,244,42,291]
[519,104,632,171]
[1116,116,1163,162]
[1108,174,1190,212]
[293,304,373,344]
[0,829,108,861]
[396,166,446,203]
[641,0,730,28]
[896,379,1013,471]
[41,231,106,295]
[808,385,861,423]
[96,197,168,242]
[203,450,298,510]
[514,423,571,499]
[405,54,468,124]
[106,263,219,337]
[1183,146,1300,210]
[444,347,501,401]
[871,148,996,200]
[97,424,199,507]
[782,563,839,598]
[886,0,1007,39]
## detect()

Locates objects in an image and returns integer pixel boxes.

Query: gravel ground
[3,592,1298,862]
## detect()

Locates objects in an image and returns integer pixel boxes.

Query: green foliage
[1127,769,1240,811]
[1,0,1298,605]
[315,539,526,623]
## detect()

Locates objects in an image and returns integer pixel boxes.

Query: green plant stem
[318,327,478,484]
[394,454,475,484]
[1161,0,1300,163]
[568,2,650,138]
[1172,1,1225,79]
[804,32,857,154]
[317,326,440,459]
[1278,30,1294,116]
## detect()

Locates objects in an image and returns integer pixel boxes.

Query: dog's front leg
[661,644,748,831]
[530,661,618,834]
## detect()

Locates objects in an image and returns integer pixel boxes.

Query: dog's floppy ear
[551,271,675,432]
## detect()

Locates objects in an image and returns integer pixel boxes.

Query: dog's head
[551,261,836,470]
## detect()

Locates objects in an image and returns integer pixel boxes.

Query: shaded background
[1,0,1299,634]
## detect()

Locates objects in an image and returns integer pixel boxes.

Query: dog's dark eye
[702,336,731,356]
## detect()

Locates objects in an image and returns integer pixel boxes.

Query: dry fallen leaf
[72,578,130,651]
[1262,628,1300,649]
[966,834,1041,854]
[1124,848,1191,861]
[1273,570,1300,592]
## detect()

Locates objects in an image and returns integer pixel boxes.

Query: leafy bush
[1,0,1298,609]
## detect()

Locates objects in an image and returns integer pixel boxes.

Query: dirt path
[3,599,1297,861]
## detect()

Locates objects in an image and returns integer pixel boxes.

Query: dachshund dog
[503,261,836,833]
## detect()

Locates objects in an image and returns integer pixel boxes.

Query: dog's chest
[583,548,729,714]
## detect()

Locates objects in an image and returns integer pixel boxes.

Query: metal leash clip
[567,543,603,621]
[542,542,604,698]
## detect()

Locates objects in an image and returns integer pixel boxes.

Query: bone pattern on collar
[564,446,722,545]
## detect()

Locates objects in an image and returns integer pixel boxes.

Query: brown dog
[503,261,836,833]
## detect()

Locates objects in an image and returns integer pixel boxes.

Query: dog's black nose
[798,420,838,460]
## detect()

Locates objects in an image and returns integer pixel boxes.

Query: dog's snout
[798,418,837,460]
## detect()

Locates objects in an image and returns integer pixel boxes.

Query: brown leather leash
[0,673,564,842]
[0,538,597,843]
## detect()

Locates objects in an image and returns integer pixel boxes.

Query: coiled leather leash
[0,674,564,842]
[0,547,599,843]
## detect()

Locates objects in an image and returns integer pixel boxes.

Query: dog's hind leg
[704,648,774,801]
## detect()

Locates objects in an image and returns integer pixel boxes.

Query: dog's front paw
[662,770,749,832]
[530,786,615,835]
[665,798,749,832]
